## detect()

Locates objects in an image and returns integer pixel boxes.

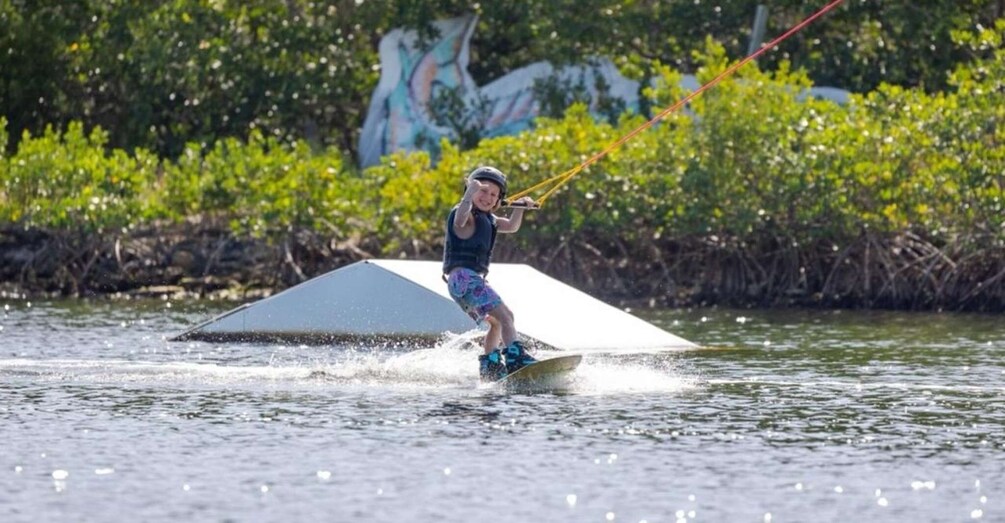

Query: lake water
[1,299,1002,522]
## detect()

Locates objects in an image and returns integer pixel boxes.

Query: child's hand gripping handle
[502,198,539,210]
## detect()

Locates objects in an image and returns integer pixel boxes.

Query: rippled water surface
[2,299,1003,522]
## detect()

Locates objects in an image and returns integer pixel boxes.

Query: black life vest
[442,207,497,275]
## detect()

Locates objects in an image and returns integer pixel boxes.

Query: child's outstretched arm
[452,178,485,237]
[497,197,536,233]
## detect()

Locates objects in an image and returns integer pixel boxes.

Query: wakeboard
[498,354,582,385]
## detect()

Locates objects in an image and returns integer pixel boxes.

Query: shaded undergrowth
[2,223,1002,312]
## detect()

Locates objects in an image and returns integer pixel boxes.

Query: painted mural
[358,15,848,167]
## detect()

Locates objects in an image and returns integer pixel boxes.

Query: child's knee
[495,304,514,324]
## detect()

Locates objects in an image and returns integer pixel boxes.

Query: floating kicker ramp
[172,259,697,352]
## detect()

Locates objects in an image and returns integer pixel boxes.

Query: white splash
[571,358,697,394]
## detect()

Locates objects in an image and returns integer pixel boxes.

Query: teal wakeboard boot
[478,349,507,381]
[503,341,538,374]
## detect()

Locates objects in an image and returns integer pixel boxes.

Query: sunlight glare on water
[0,300,1003,522]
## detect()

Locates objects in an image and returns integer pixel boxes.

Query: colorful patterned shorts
[446,268,503,324]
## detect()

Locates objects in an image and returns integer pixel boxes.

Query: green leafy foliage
[367,32,1005,257]
[0,25,1002,262]
[0,120,369,240]
[2,0,383,157]
[3,0,1004,160]
[0,120,158,232]
[159,130,369,238]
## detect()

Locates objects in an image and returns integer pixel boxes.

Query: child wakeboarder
[442,166,538,381]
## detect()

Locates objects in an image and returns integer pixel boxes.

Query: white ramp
[172,259,696,352]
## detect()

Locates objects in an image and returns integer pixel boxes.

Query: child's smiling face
[471,181,501,211]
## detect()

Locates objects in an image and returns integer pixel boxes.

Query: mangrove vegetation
[1,1,1003,311]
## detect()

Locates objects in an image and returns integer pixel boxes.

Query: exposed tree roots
[1,224,1002,312]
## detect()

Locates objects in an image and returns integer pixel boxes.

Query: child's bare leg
[483,315,502,353]
[486,303,517,347]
